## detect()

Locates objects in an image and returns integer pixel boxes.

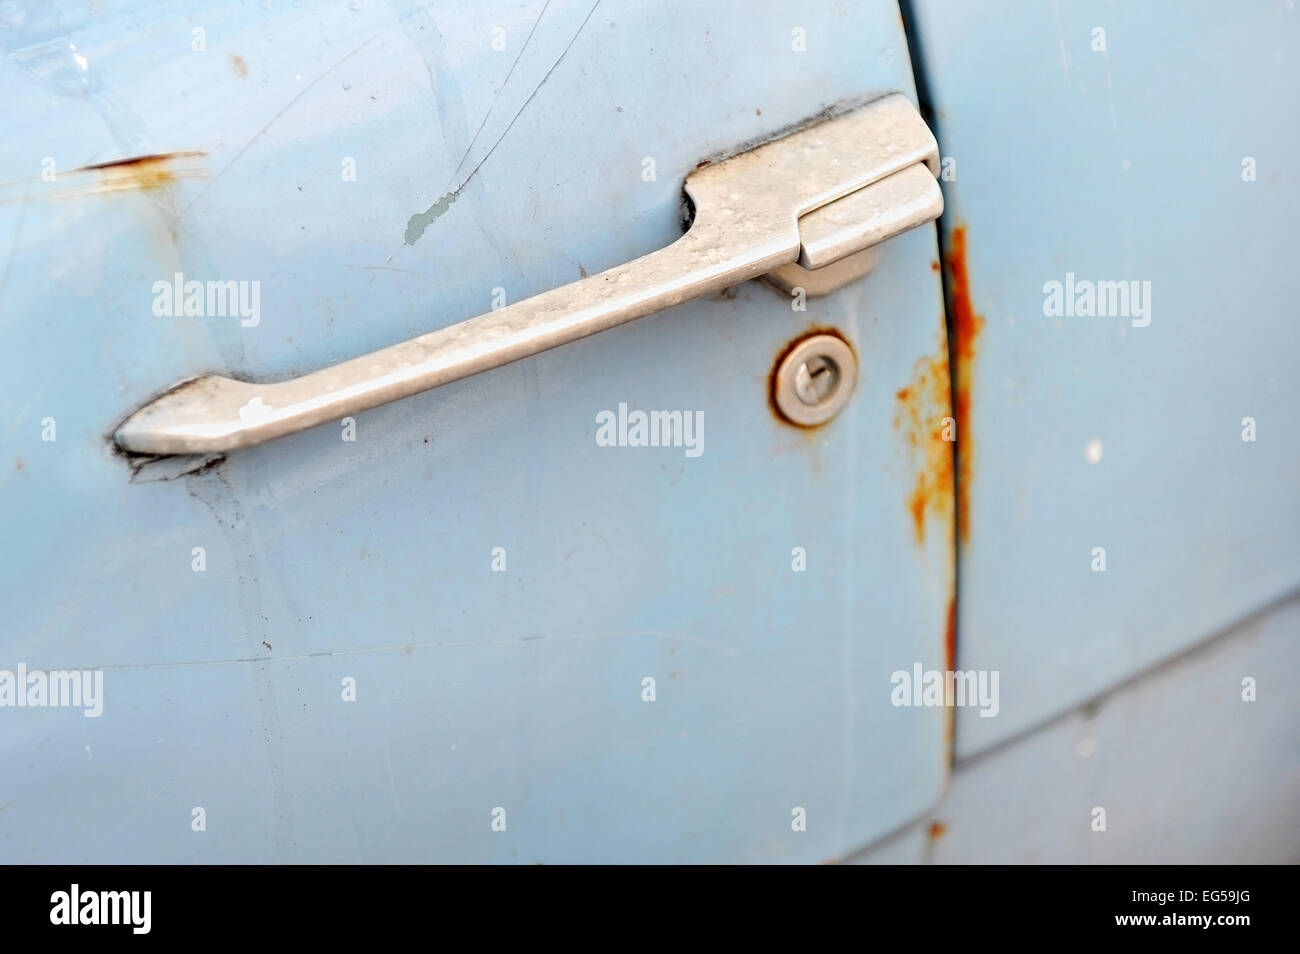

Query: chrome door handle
[115,93,941,455]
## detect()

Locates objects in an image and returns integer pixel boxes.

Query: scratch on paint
[402,0,601,246]
[45,629,742,675]
[343,264,437,278]
[442,0,554,192]
[180,36,378,217]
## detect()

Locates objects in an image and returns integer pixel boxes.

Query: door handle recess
[115,93,941,455]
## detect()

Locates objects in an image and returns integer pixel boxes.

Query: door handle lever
[115,93,941,455]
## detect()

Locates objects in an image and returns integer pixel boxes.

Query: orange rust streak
[893,232,979,752]
[64,151,207,197]
[893,342,953,546]
[945,225,984,542]
[944,596,956,673]
[928,820,948,840]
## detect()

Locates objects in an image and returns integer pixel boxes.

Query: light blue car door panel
[907,0,1300,756]
[1,0,952,861]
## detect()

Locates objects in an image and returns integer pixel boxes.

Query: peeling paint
[404,189,459,245]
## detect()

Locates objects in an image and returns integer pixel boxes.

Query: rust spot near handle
[80,152,202,171]
[19,151,211,201]
[61,151,207,197]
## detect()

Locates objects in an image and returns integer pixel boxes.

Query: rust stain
[939,227,983,750]
[768,325,855,429]
[930,260,941,272]
[894,226,981,547]
[893,228,984,752]
[52,151,208,198]
[928,820,948,840]
[942,595,957,745]
[229,53,249,78]
[893,336,953,546]
[83,151,207,192]
[946,225,983,542]
[943,596,956,673]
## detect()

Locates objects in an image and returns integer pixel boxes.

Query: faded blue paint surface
[908,0,1300,757]
[0,1,951,861]
[849,594,1300,864]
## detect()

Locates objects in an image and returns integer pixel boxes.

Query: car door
[0,0,952,862]
[905,0,1300,760]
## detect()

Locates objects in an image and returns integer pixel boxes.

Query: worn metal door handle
[115,93,940,455]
